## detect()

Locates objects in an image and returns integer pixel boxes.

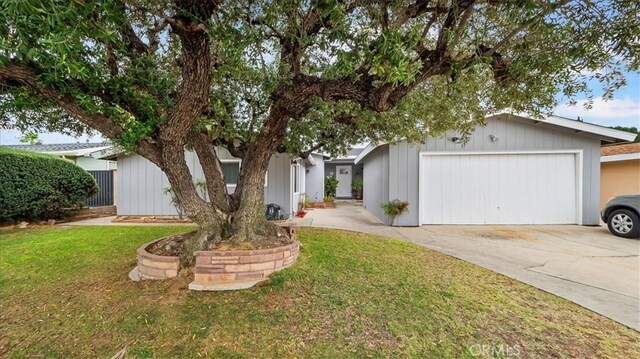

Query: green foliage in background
[0,148,98,222]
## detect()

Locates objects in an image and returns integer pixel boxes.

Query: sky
[0,72,638,145]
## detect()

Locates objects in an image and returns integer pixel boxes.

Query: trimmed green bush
[0,148,98,222]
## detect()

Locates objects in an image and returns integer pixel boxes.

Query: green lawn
[0,226,638,358]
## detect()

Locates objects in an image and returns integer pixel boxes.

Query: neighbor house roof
[601,143,640,163]
[2,142,113,157]
[355,113,637,164]
[326,147,365,163]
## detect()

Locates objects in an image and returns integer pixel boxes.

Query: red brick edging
[134,239,180,280]
[189,228,299,291]
[130,227,299,290]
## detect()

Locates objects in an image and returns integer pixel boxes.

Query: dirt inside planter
[146,230,295,256]
[146,232,193,256]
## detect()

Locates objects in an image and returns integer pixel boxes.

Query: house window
[221,161,240,186]
[293,164,301,193]
[220,160,268,187]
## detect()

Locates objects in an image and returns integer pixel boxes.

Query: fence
[86,170,114,207]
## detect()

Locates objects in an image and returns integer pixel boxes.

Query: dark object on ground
[266,203,286,220]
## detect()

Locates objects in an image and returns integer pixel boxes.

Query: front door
[336,165,352,198]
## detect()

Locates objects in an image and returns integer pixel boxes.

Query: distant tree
[1,1,638,264]
[19,131,40,145]
[610,126,640,142]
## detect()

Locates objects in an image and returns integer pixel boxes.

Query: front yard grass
[0,226,638,358]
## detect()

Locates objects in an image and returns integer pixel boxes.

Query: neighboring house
[116,149,316,218]
[2,142,117,170]
[355,113,635,226]
[600,143,640,208]
[324,148,365,199]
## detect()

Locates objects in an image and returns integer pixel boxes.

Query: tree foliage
[0,0,638,249]
[0,148,98,222]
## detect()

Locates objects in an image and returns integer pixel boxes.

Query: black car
[601,195,640,238]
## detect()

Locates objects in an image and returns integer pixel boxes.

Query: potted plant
[352,178,364,200]
[381,199,409,226]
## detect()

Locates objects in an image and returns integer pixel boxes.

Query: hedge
[0,147,98,222]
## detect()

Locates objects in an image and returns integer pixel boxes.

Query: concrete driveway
[292,204,640,330]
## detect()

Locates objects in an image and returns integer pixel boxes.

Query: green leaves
[0,0,638,158]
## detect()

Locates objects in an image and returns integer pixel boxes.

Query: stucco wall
[305,154,325,202]
[363,115,602,226]
[600,159,640,208]
[117,150,294,217]
[363,145,389,223]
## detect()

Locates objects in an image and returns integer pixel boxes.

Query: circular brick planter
[130,227,299,291]
[189,228,299,291]
[129,238,180,281]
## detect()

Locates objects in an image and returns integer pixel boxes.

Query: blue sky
[0,72,638,145]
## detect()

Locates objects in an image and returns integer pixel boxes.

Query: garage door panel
[421,153,578,225]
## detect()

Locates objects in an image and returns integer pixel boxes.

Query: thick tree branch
[0,62,163,165]
[189,132,232,212]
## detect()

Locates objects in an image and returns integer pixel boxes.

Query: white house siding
[368,115,601,226]
[363,145,390,223]
[117,150,295,217]
[305,154,325,202]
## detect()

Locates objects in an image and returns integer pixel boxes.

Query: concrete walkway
[288,204,640,331]
[65,205,640,330]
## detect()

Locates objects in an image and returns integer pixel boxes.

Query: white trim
[354,142,378,164]
[418,150,584,225]
[601,153,640,163]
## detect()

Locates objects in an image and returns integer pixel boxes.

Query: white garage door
[420,152,580,225]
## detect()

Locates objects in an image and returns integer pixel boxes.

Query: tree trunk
[160,139,289,268]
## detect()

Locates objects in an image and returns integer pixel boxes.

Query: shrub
[324,176,339,197]
[323,196,335,203]
[351,178,364,191]
[0,148,98,222]
[381,199,409,226]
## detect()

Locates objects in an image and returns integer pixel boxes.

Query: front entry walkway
[289,204,640,331]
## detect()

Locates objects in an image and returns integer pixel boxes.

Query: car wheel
[607,209,640,239]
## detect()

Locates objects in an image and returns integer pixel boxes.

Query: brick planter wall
[131,238,180,280]
[189,228,299,291]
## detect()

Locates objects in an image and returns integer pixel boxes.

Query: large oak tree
[1,0,637,264]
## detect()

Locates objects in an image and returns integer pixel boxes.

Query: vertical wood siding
[377,116,601,226]
[363,145,390,223]
[117,150,294,216]
[305,154,325,202]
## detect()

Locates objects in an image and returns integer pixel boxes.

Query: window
[220,160,268,187]
[221,161,240,186]
[293,164,301,193]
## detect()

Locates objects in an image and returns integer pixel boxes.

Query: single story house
[600,143,640,208]
[2,142,117,170]
[355,113,635,226]
[324,148,365,199]
[116,148,316,218]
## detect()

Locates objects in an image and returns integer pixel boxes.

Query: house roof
[601,143,640,156]
[2,142,113,157]
[601,143,640,163]
[325,147,365,163]
[355,112,637,164]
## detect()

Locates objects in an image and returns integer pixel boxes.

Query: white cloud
[554,96,640,128]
